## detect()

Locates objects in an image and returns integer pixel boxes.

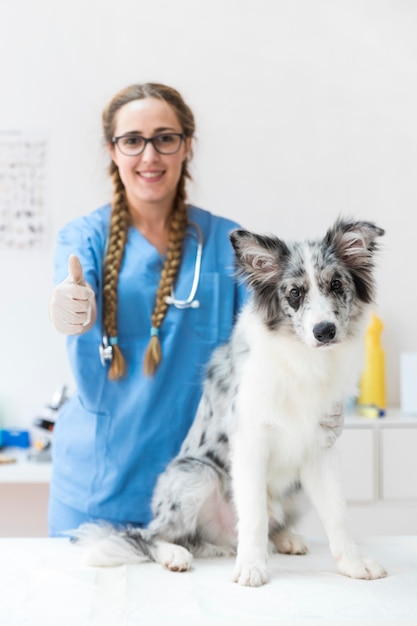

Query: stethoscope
[166,221,203,310]
[99,221,203,365]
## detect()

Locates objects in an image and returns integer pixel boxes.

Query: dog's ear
[326,218,385,302]
[229,229,289,285]
[326,219,384,263]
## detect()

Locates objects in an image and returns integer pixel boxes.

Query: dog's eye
[331,279,342,291]
[287,286,303,310]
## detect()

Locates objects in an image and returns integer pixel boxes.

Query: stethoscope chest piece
[99,336,113,366]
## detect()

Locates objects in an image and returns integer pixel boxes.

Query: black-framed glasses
[111,133,186,156]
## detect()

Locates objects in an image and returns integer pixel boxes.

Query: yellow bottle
[358,312,386,411]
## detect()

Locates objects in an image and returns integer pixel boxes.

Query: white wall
[1,0,416,429]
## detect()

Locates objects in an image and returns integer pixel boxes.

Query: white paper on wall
[0,130,48,248]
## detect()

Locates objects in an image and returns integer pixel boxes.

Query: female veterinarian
[48,83,248,536]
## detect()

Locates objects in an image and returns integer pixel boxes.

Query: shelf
[345,408,417,429]
[1,409,416,484]
[0,449,51,484]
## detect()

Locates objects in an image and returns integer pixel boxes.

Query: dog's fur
[76,218,387,586]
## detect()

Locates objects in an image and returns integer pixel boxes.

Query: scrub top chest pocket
[192,272,237,343]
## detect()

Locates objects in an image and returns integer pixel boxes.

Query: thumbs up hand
[68,254,86,286]
[49,255,97,335]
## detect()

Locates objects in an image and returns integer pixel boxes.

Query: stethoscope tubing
[165,221,203,309]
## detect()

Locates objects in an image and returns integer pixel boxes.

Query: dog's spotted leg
[317,403,344,448]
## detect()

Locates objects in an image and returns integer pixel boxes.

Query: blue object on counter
[0,429,31,448]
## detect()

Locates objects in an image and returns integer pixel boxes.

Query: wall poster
[0,130,48,248]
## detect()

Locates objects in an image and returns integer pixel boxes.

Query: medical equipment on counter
[29,385,69,462]
[100,221,204,366]
[0,429,30,448]
[0,429,30,465]
[33,384,69,433]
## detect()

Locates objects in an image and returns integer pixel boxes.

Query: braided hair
[102,83,195,379]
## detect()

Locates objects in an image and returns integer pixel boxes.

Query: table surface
[1,535,416,626]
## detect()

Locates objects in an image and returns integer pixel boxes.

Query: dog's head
[230,219,384,347]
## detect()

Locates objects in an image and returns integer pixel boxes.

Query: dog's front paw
[155,541,193,572]
[232,559,269,587]
[337,556,387,580]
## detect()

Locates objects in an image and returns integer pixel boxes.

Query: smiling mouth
[138,171,164,180]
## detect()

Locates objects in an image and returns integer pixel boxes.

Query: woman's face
[109,97,191,214]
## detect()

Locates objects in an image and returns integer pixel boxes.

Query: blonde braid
[143,173,188,375]
[102,169,130,380]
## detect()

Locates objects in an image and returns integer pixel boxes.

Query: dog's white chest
[267,417,316,474]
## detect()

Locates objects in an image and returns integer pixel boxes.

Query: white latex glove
[317,403,345,448]
[49,255,97,335]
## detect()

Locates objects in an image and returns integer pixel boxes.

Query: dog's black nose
[313,322,336,343]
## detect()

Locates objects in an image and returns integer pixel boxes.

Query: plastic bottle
[358,312,386,412]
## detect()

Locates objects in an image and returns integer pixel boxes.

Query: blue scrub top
[50,204,247,525]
